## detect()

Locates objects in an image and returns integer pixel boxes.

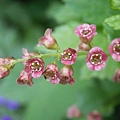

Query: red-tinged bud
[113,68,120,82]
[38,28,59,50]
[61,48,77,65]
[43,63,60,84]
[25,58,44,78]
[17,70,33,86]
[60,65,75,85]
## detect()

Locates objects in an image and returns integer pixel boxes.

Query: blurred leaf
[111,0,120,10]
[104,14,120,30]
[48,0,110,25]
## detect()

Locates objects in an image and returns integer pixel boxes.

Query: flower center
[61,51,72,61]
[31,61,41,71]
[44,70,56,79]
[90,54,102,65]
[80,28,92,37]
[113,43,120,54]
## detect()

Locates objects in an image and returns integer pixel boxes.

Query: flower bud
[113,68,120,82]
[38,28,59,50]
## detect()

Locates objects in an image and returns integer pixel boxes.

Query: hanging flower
[43,63,60,84]
[60,65,75,85]
[24,58,44,78]
[108,38,120,61]
[86,47,108,71]
[74,23,97,44]
[61,48,77,65]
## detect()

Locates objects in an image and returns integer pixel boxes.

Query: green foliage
[111,0,120,10]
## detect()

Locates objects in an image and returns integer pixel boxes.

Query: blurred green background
[0,0,120,120]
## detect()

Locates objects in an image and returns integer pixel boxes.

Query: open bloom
[108,38,120,61]
[86,47,108,71]
[60,65,75,85]
[43,63,60,84]
[25,58,44,78]
[87,111,102,120]
[67,105,82,119]
[113,68,120,82]
[38,28,59,50]
[0,57,15,79]
[17,70,33,86]
[74,23,97,44]
[61,48,77,65]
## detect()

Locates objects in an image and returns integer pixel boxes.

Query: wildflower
[86,47,108,71]
[16,70,33,86]
[108,38,120,61]
[1,115,13,120]
[43,63,60,84]
[113,68,120,82]
[60,65,75,85]
[87,111,102,120]
[67,105,82,119]
[25,58,44,78]
[61,48,77,65]
[74,23,97,44]
[0,57,15,79]
[38,28,59,50]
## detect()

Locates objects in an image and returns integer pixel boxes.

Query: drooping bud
[43,63,60,84]
[61,48,77,65]
[60,65,75,85]
[86,47,108,71]
[108,38,120,61]
[16,70,33,86]
[38,28,59,50]
[75,23,97,44]
[112,68,120,82]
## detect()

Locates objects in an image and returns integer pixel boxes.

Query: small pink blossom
[0,57,15,79]
[67,105,82,119]
[75,23,97,44]
[61,48,77,65]
[87,111,102,120]
[113,68,120,82]
[43,63,60,84]
[38,28,59,50]
[60,65,75,85]
[108,38,120,61]
[25,58,44,78]
[16,70,33,86]
[86,47,108,71]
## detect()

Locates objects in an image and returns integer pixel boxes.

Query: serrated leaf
[111,0,120,10]
[105,14,120,30]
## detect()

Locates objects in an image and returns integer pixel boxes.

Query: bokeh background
[0,0,120,120]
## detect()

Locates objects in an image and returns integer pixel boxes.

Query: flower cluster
[0,23,120,86]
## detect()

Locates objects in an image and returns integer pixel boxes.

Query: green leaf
[111,0,120,10]
[104,14,120,30]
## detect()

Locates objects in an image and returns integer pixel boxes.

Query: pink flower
[25,58,44,78]
[74,23,97,44]
[38,28,59,50]
[43,63,60,84]
[67,105,82,118]
[87,111,102,120]
[16,70,33,86]
[108,38,120,61]
[86,47,108,71]
[61,48,77,65]
[60,65,75,85]
[0,57,15,79]
[113,68,120,82]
